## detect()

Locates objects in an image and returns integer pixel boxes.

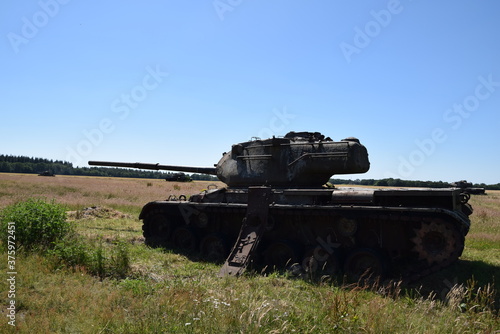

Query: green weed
[48,234,132,280]
[49,233,90,269]
[0,197,70,251]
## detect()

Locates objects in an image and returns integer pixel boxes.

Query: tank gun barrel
[88,161,217,175]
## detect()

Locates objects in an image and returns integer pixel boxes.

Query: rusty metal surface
[218,187,271,277]
[215,134,369,187]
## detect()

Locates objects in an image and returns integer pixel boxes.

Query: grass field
[0,173,498,333]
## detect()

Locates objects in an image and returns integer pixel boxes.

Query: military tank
[164,172,192,182]
[89,131,473,281]
[38,170,55,176]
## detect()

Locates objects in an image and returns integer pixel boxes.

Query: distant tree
[359,179,375,186]
[375,179,388,187]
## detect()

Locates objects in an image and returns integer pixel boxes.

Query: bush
[0,198,70,251]
[49,234,90,268]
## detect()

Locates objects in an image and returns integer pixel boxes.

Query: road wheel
[264,240,301,269]
[172,226,198,251]
[344,248,387,283]
[200,233,229,262]
[302,247,341,276]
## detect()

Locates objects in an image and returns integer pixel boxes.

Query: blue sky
[1,1,499,184]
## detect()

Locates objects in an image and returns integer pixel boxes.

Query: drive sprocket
[411,219,463,265]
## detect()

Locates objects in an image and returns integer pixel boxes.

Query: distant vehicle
[38,171,55,176]
[451,180,486,195]
[89,131,473,281]
[165,172,192,182]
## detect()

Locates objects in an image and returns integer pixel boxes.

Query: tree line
[0,155,217,181]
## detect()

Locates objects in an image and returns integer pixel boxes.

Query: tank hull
[139,186,471,281]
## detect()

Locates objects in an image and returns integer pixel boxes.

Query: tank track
[141,200,467,282]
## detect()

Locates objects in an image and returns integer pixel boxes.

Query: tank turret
[217,131,369,186]
[89,131,369,187]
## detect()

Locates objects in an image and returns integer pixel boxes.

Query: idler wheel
[411,220,463,264]
[142,210,176,247]
[344,248,387,282]
[200,233,229,262]
[264,240,301,269]
[172,226,198,251]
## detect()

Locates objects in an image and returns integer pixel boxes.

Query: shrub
[49,234,90,269]
[0,198,70,251]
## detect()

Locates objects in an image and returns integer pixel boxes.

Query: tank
[38,171,55,176]
[88,131,473,281]
[164,172,192,182]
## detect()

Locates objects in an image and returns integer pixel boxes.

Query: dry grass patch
[0,173,223,215]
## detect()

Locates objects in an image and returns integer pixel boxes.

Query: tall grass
[1,251,497,333]
[0,175,498,333]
